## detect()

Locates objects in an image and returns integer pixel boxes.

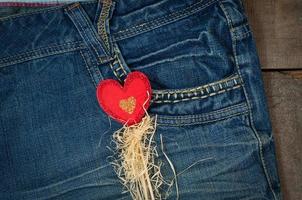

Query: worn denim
[0,0,281,199]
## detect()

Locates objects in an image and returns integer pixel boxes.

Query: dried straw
[110,114,165,200]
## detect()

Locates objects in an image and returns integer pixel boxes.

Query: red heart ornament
[96,71,152,126]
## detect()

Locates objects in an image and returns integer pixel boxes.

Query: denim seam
[66,7,104,74]
[80,50,97,87]
[112,0,219,41]
[234,31,251,40]
[151,75,241,103]
[89,49,103,83]
[0,42,85,68]
[78,5,110,58]
[107,54,129,82]
[152,85,241,104]
[111,60,124,79]
[233,29,252,40]
[153,75,240,94]
[115,54,128,77]
[218,2,278,199]
[115,66,124,73]
[97,0,112,52]
[76,6,109,61]
[79,43,103,85]
[67,8,102,62]
[95,66,102,83]
[0,1,95,22]
[109,62,122,82]
[111,42,132,80]
[230,23,252,39]
[65,3,111,66]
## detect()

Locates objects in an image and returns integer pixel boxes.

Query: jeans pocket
[114,0,237,90]
[112,0,250,119]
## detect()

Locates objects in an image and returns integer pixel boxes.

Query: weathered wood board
[244,0,302,69]
[263,72,302,200]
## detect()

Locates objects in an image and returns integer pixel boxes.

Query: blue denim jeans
[0,0,281,199]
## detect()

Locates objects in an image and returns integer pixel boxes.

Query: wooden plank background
[244,0,302,199]
[244,0,302,69]
[263,72,302,200]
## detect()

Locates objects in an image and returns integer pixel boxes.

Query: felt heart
[96,71,152,126]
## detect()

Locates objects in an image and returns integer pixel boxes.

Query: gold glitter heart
[119,96,136,114]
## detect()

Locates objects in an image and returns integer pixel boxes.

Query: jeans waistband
[0,0,220,77]
[0,0,235,90]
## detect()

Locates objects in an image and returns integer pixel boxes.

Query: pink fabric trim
[0,2,62,7]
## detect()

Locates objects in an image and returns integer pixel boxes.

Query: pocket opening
[151,74,242,104]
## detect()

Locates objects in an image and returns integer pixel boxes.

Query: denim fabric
[0,0,89,2]
[0,0,281,199]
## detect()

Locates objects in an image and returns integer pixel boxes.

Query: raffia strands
[110,114,165,200]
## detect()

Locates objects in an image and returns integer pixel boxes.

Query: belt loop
[64,2,112,65]
[95,0,131,83]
